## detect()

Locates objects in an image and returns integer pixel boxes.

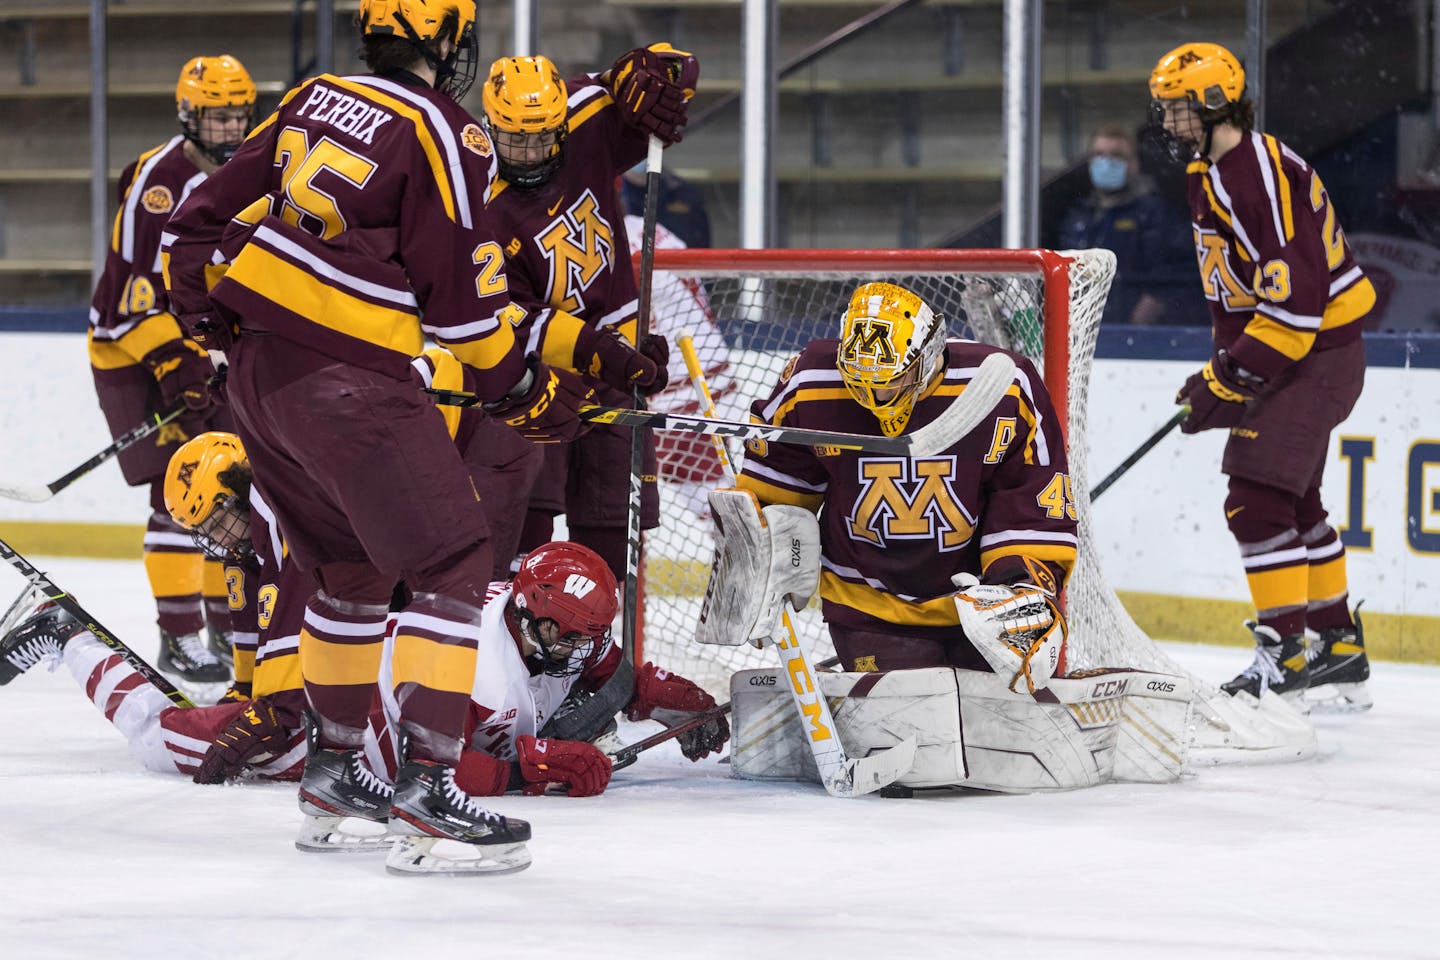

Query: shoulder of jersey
[127,137,194,215]
[943,337,1019,369]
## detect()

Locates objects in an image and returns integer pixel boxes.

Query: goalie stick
[0,400,187,503]
[0,535,195,707]
[427,350,1017,459]
[676,332,917,798]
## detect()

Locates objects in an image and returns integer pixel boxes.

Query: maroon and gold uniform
[486,74,660,575]
[89,135,233,644]
[1185,130,1371,640]
[162,69,535,764]
[738,339,1077,672]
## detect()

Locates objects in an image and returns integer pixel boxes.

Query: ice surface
[1,558,1436,959]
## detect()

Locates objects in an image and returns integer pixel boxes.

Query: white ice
[1,557,1437,960]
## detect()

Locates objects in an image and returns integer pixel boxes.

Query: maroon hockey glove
[193,697,290,784]
[575,326,670,396]
[144,338,216,412]
[1177,351,1262,435]
[610,44,699,145]
[485,356,596,444]
[178,312,236,353]
[626,661,729,761]
[515,734,613,797]
[216,681,252,704]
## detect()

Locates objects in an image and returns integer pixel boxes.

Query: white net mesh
[635,247,1308,763]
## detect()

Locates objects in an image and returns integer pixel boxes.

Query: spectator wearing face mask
[1055,125,1198,325]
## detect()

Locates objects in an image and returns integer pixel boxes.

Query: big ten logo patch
[847,456,975,551]
[142,186,174,215]
[461,123,492,157]
[536,188,614,314]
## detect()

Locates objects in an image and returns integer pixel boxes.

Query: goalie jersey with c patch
[736,338,1076,639]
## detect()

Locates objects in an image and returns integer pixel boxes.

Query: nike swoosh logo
[547,197,564,216]
[1226,506,1245,519]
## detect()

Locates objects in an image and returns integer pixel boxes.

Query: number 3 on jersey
[274,127,377,239]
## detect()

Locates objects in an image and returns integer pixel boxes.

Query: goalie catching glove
[626,661,729,761]
[952,573,1066,695]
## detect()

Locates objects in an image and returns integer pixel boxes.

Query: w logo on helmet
[840,318,898,366]
[563,574,596,598]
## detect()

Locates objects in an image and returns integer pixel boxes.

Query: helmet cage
[836,284,946,437]
[191,493,255,563]
[489,125,567,188]
[175,55,257,165]
[511,604,605,677]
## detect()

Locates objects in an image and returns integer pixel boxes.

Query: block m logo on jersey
[563,574,596,598]
[839,316,898,367]
[847,456,975,552]
[536,188,615,314]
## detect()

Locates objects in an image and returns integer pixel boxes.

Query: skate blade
[1305,682,1374,714]
[295,815,394,854]
[384,836,532,876]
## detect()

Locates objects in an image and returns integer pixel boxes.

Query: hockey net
[635,248,1313,766]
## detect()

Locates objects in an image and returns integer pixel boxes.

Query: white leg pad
[64,634,176,774]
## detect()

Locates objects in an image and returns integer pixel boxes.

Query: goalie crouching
[702,281,1189,793]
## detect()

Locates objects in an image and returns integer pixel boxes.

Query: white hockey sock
[63,634,176,773]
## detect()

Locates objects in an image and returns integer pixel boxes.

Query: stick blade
[0,482,54,503]
[906,351,1016,457]
[820,735,918,798]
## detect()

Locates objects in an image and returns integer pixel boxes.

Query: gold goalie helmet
[164,432,254,561]
[482,56,569,188]
[360,0,479,101]
[837,282,947,437]
[175,55,257,165]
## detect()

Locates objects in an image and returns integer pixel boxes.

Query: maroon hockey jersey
[484,74,649,366]
[737,339,1077,638]
[1187,131,1375,379]
[162,72,527,397]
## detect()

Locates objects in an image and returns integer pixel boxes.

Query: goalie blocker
[730,666,1193,793]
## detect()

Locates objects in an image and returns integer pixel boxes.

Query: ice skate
[1305,607,1372,713]
[206,623,234,668]
[1220,621,1308,704]
[385,759,532,876]
[0,603,80,685]
[295,723,395,853]
[156,629,230,685]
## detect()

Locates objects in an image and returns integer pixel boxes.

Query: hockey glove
[575,325,670,396]
[626,661,730,761]
[485,355,596,444]
[216,681,252,704]
[515,734,613,797]
[610,44,699,145]
[193,697,290,784]
[952,573,1066,695]
[144,338,216,412]
[1177,350,1263,435]
[178,312,236,353]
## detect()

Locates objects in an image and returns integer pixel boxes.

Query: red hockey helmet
[508,541,619,676]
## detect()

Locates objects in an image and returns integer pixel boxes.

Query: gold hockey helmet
[359,0,479,100]
[164,432,254,561]
[176,55,257,164]
[483,56,569,188]
[837,282,946,437]
[1149,42,1246,109]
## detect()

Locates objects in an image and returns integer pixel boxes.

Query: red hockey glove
[144,338,216,412]
[485,356,595,444]
[193,697,290,784]
[610,44,699,145]
[515,734,613,797]
[575,326,670,396]
[1177,350,1263,435]
[626,661,730,761]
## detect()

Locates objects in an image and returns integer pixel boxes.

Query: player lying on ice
[0,439,728,802]
[702,281,1192,793]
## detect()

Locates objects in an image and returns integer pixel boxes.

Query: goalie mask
[837,282,946,437]
[506,542,618,677]
[176,55,257,165]
[163,432,254,563]
[360,0,479,102]
[1147,42,1247,161]
[482,56,569,188]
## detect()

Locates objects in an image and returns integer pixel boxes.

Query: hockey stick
[623,135,664,670]
[1089,406,1188,502]
[0,535,195,707]
[677,332,916,797]
[0,400,187,503]
[427,350,1017,459]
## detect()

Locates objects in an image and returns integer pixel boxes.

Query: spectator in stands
[622,164,711,249]
[1055,124,1198,326]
